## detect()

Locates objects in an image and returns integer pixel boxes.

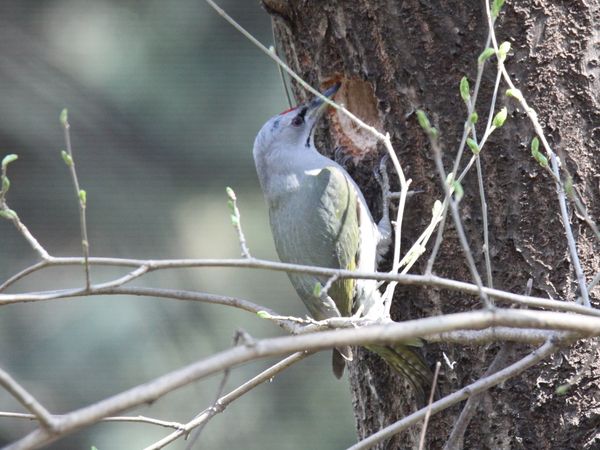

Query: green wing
[269,166,359,319]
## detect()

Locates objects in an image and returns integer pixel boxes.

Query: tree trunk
[264,0,600,449]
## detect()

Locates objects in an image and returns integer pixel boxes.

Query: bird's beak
[306,83,341,125]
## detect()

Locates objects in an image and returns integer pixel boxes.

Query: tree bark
[265,0,600,449]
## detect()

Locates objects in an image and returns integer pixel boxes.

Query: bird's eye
[291,107,308,127]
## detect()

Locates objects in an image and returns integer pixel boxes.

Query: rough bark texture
[264,0,600,448]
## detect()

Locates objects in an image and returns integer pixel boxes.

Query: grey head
[252,84,340,187]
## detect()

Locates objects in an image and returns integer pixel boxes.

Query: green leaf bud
[498,41,511,62]
[60,108,69,127]
[1,154,18,169]
[467,138,480,155]
[491,0,505,19]
[459,77,471,104]
[61,150,73,167]
[0,209,17,220]
[452,180,464,202]
[478,48,495,64]
[492,107,508,128]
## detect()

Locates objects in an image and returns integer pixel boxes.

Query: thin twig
[588,271,600,293]
[0,212,51,262]
[269,18,294,108]
[418,361,442,450]
[60,109,91,289]
[425,327,553,345]
[2,260,599,319]
[483,1,591,308]
[0,367,55,431]
[226,187,251,258]
[183,330,243,449]
[0,411,186,430]
[4,311,595,450]
[443,344,512,450]
[426,33,492,274]
[0,260,50,292]
[145,352,309,450]
[320,274,340,300]
[475,156,493,288]
[429,135,493,309]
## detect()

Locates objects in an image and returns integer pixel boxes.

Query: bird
[252,83,431,399]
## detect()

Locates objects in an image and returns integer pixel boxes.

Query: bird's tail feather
[332,346,353,379]
[366,342,432,404]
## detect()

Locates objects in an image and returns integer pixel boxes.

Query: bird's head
[253,83,340,159]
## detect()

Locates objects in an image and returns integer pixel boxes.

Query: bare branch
[0,367,55,431]
[225,187,252,258]
[3,311,596,449]
[443,344,513,450]
[0,261,50,293]
[425,327,554,345]
[1,259,599,321]
[418,361,442,450]
[0,412,185,430]
[183,329,250,449]
[145,352,309,450]
[59,109,91,289]
[428,132,492,308]
[0,213,51,262]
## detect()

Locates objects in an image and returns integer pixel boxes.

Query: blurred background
[0,0,355,448]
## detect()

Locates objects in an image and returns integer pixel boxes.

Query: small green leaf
[478,47,495,64]
[225,186,236,201]
[564,175,574,197]
[61,150,73,167]
[313,282,322,297]
[555,383,570,395]
[491,0,506,19]
[531,137,548,168]
[467,138,480,155]
[416,110,432,132]
[79,189,87,205]
[505,88,523,100]
[469,112,479,124]
[2,176,10,192]
[452,180,464,202]
[60,108,69,127]
[492,107,508,128]
[230,214,239,226]
[531,136,539,153]
[0,209,17,220]
[257,311,272,319]
[459,77,471,104]
[1,154,18,169]
[498,41,511,62]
